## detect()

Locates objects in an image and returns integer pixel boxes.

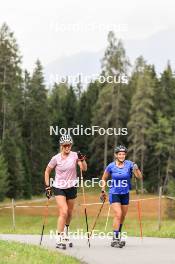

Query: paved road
[0,234,175,264]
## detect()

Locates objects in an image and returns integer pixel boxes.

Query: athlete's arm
[44,166,53,186]
[133,163,142,179]
[78,160,87,171]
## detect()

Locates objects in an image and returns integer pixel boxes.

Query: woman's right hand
[100,190,107,203]
[45,185,52,199]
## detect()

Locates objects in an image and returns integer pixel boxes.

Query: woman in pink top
[44,134,87,249]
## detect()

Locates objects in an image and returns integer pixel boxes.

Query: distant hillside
[44,28,175,87]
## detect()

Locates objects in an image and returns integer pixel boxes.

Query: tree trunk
[2,66,6,142]
[104,116,110,170]
[163,154,171,193]
[104,133,108,170]
[140,135,144,193]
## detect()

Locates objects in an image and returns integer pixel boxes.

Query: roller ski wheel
[120,240,126,247]
[69,242,73,248]
[64,237,73,248]
[56,243,66,250]
[111,239,124,248]
[65,238,73,248]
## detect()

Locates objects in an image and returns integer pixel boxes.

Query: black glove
[100,191,107,203]
[77,151,86,161]
[45,185,52,199]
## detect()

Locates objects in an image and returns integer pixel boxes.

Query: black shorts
[53,186,77,200]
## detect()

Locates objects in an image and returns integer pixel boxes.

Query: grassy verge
[0,240,81,264]
[0,214,175,238]
[0,191,175,238]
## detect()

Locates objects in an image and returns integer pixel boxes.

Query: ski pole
[135,176,139,195]
[89,200,105,237]
[105,205,111,231]
[39,198,49,245]
[80,169,90,248]
[137,199,143,239]
[135,177,143,239]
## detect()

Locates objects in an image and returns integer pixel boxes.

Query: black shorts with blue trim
[109,192,129,205]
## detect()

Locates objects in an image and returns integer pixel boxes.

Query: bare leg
[55,195,68,233]
[111,203,122,231]
[121,204,129,225]
[66,198,76,226]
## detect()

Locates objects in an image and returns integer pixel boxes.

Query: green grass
[104,218,175,238]
[0,196,46,206]
[0,240,81,264]
[0,214,175,238]
[0,192,175,239]
[77,184,103,194]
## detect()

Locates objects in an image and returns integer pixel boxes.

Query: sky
[0,0,175,73]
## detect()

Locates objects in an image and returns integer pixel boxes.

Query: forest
[0,23,175,200]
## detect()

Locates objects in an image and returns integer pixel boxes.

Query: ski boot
[111,238,124,248]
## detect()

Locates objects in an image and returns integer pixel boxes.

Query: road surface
[0,234,175,264]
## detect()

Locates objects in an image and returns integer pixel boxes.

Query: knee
[114,211,122,221]
[60,209,68,219]
[121,213,125,218]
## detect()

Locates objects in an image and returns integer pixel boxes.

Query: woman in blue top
[100,145,142,247]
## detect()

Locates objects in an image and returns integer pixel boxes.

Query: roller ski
[64,225,73,248]
[119,239,126,247]
[63,235,73,248]
[56,241,66,250]
[111,238,124,248]
[56,234,66,250]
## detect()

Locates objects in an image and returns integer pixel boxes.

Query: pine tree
[0,23,26,199]
[76,81,101,178]
[21,70,33,198]
[0,144,9,201]
[90,31,130,176]
[63,85,77,129]
[149,63,175,192]
[3,129,25,199]
[48,82,69,152]
[25,60,52,194]
[128,57,156,192]
[0,23,23,141]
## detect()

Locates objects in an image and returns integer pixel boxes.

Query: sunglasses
[62,144,71,148]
